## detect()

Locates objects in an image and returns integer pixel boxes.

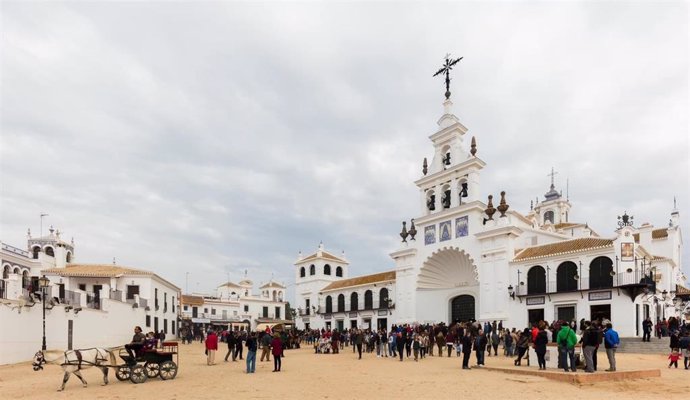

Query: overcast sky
[1,2,688,297]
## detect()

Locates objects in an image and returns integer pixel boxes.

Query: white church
[293,95,688,337]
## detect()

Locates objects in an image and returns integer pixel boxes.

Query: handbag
[205,349,208,355]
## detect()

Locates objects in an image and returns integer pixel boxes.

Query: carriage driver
[124,326,145,363]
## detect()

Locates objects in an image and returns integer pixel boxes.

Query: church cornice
[474,225,524,240]
[429,121,468,143]
[414,157,486,187]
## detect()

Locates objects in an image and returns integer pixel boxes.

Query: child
[668,348,680,368]
[455,337,462,357]
[413,335,421,361]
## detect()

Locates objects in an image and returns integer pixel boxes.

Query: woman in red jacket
[271,333,283,372]
[205,330,218,366]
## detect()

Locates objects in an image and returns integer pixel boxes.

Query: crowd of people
[176,316,690,374]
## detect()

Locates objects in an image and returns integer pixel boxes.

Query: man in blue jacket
[603,322,620,372]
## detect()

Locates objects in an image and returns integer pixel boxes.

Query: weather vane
[433,54,463,100]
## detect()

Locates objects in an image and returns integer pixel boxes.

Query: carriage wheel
[115,366,131,381]
[129,365,148,384]
[144,362,160,378]
[158,361,178,380]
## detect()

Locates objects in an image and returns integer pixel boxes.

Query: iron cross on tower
[433,54,463,100]
[548,167,558,189]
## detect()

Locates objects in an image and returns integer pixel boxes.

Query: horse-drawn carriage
[115,341,179,384]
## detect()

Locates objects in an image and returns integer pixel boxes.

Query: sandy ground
[0,343,687,400]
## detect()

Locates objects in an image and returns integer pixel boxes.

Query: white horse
[32,347,117,391]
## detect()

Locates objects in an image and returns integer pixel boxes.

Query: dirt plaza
[0,343,686,400]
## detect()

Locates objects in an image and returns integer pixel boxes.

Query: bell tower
[533,167,571,226]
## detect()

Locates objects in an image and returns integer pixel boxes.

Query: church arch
[324,264,331,275]
[309,264,315,276]
[66,251,72,263]
[379,288,389,308]
[556,261,578,292]
[325,295,333,313]
[426,189,436,212]
[2,264,10,279]
[32,246,40,259]
[440,183,451,209]
[364,290,373,310]
[417,247,478,289]
[336,266,343,277]
[450,295,475,323]
[337,294,345,312]
[350,292,358,311]
[44,246,54,257]
[589,256,613,289]
[300,267,305,278]
[527,265,546,294]
[543,211,555,224]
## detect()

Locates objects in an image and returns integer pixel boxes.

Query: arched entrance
[450,295,475,323]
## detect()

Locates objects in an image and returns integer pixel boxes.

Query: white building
[293,97,689,336]
[0,227,180,365]
[179,278,289,332]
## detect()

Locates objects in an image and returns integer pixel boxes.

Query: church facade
[293,96,688,337]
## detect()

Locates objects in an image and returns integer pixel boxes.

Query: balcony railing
[61,290,82,306]
[516,270,656,297]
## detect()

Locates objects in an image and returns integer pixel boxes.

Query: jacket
[603,328,620,349]
[461,335,473,354]
[582,327,599,347]
[473,334,487,351]
[534,330,548,352]
[271,337,283,356]
[205,332,218,350]
[557,326,577,349]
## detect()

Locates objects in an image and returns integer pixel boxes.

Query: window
[527,266,546,294]
[364,290,373,309]
[309,264,315,276]
[66,252,71,263]
[350,292,358,311]
[184,305,188,311]
[325,296,333,313]
[589,257,613,289]
[204,308,208,313]
[306,299,310,315]
[45,247,54,257]
[336,266,343,277]
[172,296,175,312]
[263,306,268,318]
[275,306,281,319]
[324,264,331,275]
[337,294,345,312]
[32,247,40,259]
[78,284,86,291]
[300,267,305,277]
[146,315,151,327]
[164,319,168,334]
[379,288,389,308]
[211,308,216,315]
[155,288,159,308]
[172,321,176,335]
[244,305,249,312]
[557,261,578,292]
[543,211,555,224]
[164,292,167,311]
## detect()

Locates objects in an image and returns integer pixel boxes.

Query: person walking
[642,317,653,342]
[461,330,473,369]
[474,329,487,367]
[603,322,620,372]
[224,331,235,362]
[582,321,598,373]
[396,331,405,361]
[514,329,530,366]
[534,323,548,370]
[235,332,244,360]
[446,332,455,357]
[260,332,272,362]
[557,323,577,372]
[354,329,364,360]
[245,332,257,373]
[491,329,500,356]
[271,333,283,372]
[205,329,218,366]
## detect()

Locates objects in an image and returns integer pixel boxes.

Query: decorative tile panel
[424,225,436,245]
[456,216,469,238]
[440,220,452,242]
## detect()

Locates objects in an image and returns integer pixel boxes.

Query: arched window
[589,257,613,289]
[32,246,40,259]
[22,270,29,289]
[337,294,345,312]
[13,267,20,274]
[350,292,358,311]
[324,264,331,275]
[325,296,333,313]
[272,290,277,301]
[426,190,436,212]
[379,288,389,308]
[66,252,72,263]
[364,290,373,309]
[441,183,451,209]
[300,267,305,277]
[309,264,315,276]
[2,265,9,279]
[278,291,283,301]
[336,266,343,277]
[557,261,578,292]
[543,211,554,224]
[45,246,54,257]
[527,265,546,294]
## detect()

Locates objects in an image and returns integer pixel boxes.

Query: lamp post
[38,275,50,351]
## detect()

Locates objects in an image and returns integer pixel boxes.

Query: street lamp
[38,275,50,351]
